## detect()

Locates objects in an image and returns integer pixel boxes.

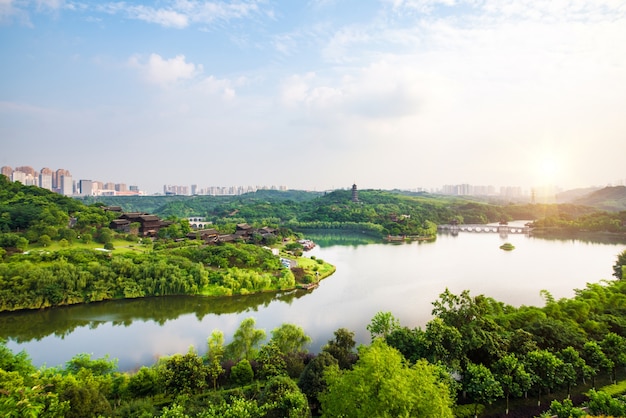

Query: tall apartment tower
[79,179,94,196]
[60,174,73,196]
[54,169,71,191]
[39,167,53,191]
[351,183,359,202]
[1,166,12,178]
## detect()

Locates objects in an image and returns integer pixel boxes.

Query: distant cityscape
[0,164,601,202]
[1,165,288,197]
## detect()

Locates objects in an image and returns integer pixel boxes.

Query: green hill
[573,186,626,211]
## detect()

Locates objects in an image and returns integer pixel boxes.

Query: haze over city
[2,1,625,195]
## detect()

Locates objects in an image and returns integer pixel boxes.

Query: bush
[230,359,254,386]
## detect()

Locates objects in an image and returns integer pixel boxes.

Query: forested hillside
[91,187,625,237]
[0,177,333,311]
[573,186,626,211]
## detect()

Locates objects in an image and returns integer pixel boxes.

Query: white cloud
[129,53,202,85]
[98,0,267,29]
[100,3,188,28]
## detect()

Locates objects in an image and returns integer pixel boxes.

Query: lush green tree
[463,361,503,417]
[0,369,69,418]
[546,398,586,418]
[492,354,531,415]
[259,375,310,418]
[127,366,161,398]
[612,249,626,279]
[385,326,428,364]
[298,351,338,414]
[366,311,400,341]
[586,389,626,417]
[601,332,626,384]
[230,359,254,386]
[225,317,266,361]
[257,340,287,380]
[206,330,225,390]
[64,353,117,376]
[524,350,565,407]
[581,340,613,389]
[558,346,591,392]
[200,396,263,418]
[270,323,311,355]
[320,339,454,417]
[38,234,51,247]
[158,347,208,395]
[58,372,112,418]
[322,328,357,369]
[424,317,463,365]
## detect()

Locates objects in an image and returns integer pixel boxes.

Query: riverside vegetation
[1,254,626,417]
[2,177,626,416]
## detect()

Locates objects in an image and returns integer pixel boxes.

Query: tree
[259,375,310,418]
[64,353,117,376]
[206,330,225,390]
[581,341,613,389]
[158,347,208,395]
[225,317,266,361]
[366,311,400,341]
[39,234,51,247]
[492,354,531,415]
[257,340,287,380]
[601,332,626,384]
[612,249,626,279]
[322,328,357,369]
[270,323,311,355]
[230,359,254,386]
[298,351,338,415]
[587,389,626,417]
[524,350,565,406]
[546,398,586,418]
[320,339,454,417]
[463,362,503,417]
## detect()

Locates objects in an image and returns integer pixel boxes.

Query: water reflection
[0,290,313,344]
[1,230,624,370]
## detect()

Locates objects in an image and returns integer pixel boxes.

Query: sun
[533,154,563,186]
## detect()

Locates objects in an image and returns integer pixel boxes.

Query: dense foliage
[3,260,626,417]
[0,178,339,312]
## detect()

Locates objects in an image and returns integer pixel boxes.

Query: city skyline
[2,1,626,194]
[3,163,619,199]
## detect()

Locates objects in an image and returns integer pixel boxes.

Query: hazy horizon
[2,1,626,195]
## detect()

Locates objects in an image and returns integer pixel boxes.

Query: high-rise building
[15,166,36,177]
[39,168,53,191]
[60,174,73,196]
[116,183,127,192]
[1,166,12,178]
[54,169,71,191]
[79,179,94,196]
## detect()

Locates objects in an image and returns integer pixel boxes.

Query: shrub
[230,359,254,386]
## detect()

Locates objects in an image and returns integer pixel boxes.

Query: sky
[1,0,625,195]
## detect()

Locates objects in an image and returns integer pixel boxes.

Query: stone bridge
[438,224,531,234]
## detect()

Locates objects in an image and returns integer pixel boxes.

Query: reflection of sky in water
[5,233,623,371]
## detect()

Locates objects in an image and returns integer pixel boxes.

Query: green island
[500,242,515,251]
[2,177,626,416]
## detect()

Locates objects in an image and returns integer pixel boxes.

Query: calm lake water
[2,224,625,371]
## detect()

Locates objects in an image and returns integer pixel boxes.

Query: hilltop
[571,186,626,211]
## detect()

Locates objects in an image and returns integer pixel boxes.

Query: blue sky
[2,0,625,194]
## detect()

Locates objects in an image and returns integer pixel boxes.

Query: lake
[2,224,625,371]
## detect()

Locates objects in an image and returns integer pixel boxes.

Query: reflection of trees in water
[299,230,380,248]
[532,232,626,245]
[0,290,310,343]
